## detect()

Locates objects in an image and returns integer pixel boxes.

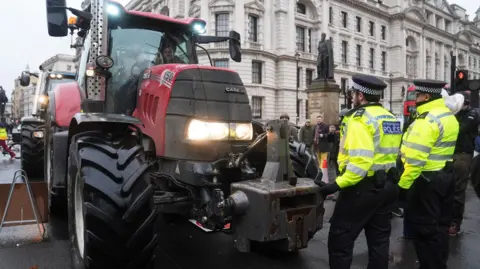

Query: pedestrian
[327,124,340,177]
[279,113,298,141]
[313,115,330,167]
[298,119,314,148]
[0,120,15,159]
[318,74,402,269]
[398,79,459,269]
[449,91,480,236]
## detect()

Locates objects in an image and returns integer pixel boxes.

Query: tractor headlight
[32,131,44,139]
[232,123,253,140]
[186,120,253,141]
[38,95,47,104]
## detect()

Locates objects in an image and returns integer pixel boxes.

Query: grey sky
[0,0,478,97]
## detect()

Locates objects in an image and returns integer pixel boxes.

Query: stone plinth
[306,79,341,125]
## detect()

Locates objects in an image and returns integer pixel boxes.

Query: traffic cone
[321,158,329,184]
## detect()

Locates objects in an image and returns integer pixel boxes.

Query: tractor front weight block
[228,119,324,253]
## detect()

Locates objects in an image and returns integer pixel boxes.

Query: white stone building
[125,0,480,123]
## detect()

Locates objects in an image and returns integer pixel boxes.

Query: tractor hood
[139,64,253,161]
[164,65,252,122]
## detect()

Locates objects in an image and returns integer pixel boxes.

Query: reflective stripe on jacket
[0,127,7,140]
[399,98,459,189]
[336,103,403,188]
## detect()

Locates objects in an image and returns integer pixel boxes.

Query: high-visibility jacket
[336,103,403,188]
[0,127,7,140]
[399,98,459,189]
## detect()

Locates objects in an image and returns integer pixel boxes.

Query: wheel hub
[74,173,85,259]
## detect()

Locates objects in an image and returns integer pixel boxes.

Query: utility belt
[339,167,399,192]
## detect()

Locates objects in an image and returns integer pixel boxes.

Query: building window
[214,59,229,68]
[305,100,309,118]
[329,7,333,24]
[296,3,306,14]
[306,69,313,85]
[369,21,375,36]
[341,41,348,64]
[308,29,312,53]
[340,78,347,95]
[297,68,301,88]
[251,96,263,119]
[252,61,262,84]
[381,51,386,71]
[381,25,386,40]
[356,44,362,67]
[248,15,258,42]
[296,100,301,119]
[296,26,305,52]
[341,12,347,28]
[215,13,229,37]
[356,16,362,32]
[369,48,374,69]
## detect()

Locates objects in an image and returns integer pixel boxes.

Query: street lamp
[389,72,393,111]
[295,51,301,125]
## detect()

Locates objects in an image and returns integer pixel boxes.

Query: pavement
[0,156,479,269]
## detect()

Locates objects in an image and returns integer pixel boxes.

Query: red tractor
[43,0,324,268]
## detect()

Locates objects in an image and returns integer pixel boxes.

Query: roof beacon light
[107,3,120,16]
[192,21,206,34]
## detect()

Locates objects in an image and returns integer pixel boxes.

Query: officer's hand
[314,179,326,187]
[319,182,340,197]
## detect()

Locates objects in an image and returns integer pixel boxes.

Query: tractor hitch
[227,119,324,252]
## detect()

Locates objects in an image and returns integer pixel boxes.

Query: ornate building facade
[125,0,480,122]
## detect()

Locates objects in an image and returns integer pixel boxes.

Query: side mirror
[46,0,68,37]
[228,31,241,62]
[20,72,31,87]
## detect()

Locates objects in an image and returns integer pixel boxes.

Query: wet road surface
[0,156,479,268]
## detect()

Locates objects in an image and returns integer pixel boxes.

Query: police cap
[350,74,387,96]
[413,79,446,94]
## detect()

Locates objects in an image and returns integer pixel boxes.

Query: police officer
[398,79,459,269]
[449,91,480,235]
[319,74,402,269]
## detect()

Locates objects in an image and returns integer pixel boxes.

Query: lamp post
[295,51,301,125]
[389,72,393,111]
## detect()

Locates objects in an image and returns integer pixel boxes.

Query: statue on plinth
[316,33,334,80]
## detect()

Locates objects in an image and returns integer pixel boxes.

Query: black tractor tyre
[21,122,45,180]
[67,132,157,269]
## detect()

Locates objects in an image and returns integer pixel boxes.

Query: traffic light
[454,70,469,92]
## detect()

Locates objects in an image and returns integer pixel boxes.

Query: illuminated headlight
[186,119,253,141]
[32,131,44,138]
[231,123,253,140]
[38,95,47,104]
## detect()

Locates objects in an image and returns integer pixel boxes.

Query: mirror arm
[23,72,39,78]
[194,35,235,44]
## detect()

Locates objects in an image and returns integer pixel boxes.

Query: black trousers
[452,152,473,228]
[406,170,454,269]
[328,178,398,269]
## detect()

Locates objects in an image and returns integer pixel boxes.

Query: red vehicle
[403,85,416,120]
[37,0,323,268]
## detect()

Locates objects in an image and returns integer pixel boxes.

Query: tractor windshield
[46,77,75,94]
[106,16,196,113]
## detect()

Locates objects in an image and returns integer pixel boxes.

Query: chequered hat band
[351,82,383,95]
[415,86,442,94]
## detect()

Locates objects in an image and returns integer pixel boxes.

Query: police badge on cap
[413,79,446,94]
[349,74,387,96]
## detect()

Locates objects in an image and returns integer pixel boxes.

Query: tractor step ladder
[0,170,46,240]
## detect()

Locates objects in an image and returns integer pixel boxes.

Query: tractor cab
[20,71,76,117]
[58,0,241,115]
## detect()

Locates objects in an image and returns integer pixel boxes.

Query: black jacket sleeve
[459,109,480,134]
